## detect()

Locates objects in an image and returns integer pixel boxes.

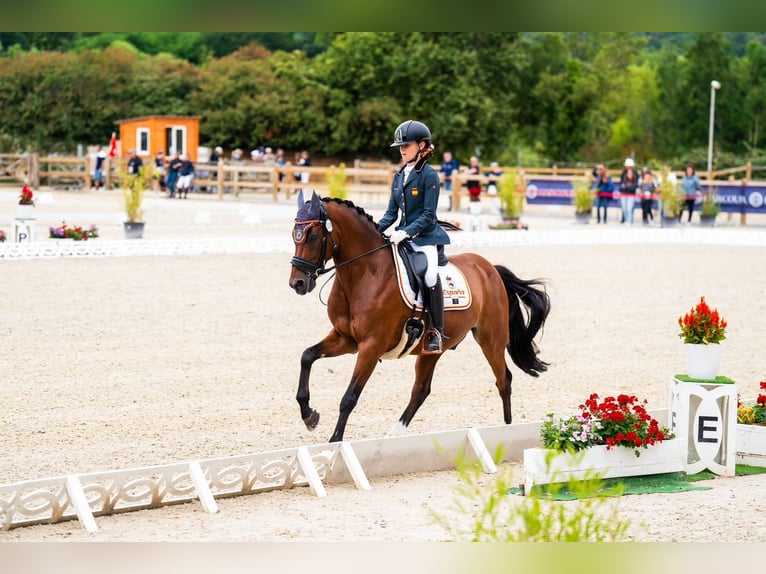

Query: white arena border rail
[1,227,765,260]
[0,408,669,533]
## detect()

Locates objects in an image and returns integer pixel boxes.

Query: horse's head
[289,191,333,295]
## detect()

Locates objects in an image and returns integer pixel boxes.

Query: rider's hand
[388,229,410,244]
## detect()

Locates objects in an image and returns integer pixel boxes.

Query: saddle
[381,242,470,360]
[396,241,448,303]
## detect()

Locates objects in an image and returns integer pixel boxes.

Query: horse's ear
[310,191,321,211]
[296,189,305,207]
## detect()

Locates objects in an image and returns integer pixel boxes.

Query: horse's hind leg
[390,354,442,435]
[475,331,513,424]
[297,329,356,431]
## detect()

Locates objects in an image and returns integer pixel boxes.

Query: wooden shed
[116,115,200,161]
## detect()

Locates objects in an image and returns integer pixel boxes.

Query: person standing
[176,153,195,199]
[619,157,639,224]
[680,164,702,224]
[126,148,143,175]
[440,151,459,210]
[638,166,658,225]
[166,151,182,198]
[153,150,166,191]
[466,156,482,202]
[594,164,614,224]
[377,119,450,354]
[92,145,107,189]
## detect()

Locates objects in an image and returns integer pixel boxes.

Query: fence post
[28,153,40,188]
[217,160,224,199]
[741,177,748,226]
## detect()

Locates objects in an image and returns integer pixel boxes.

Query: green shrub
[430,449,631,542]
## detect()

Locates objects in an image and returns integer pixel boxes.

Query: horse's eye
[307,232,320,243]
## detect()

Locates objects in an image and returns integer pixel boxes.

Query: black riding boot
[423,278,445,354]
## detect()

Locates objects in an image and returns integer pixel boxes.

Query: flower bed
[524,393,678,493]
[49,222,99,241]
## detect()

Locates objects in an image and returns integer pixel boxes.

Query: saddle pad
[391,245,472,311]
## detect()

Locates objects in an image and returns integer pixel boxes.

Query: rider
[377,119,450,354]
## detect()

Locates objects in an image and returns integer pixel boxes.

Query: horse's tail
[494,265,551,377]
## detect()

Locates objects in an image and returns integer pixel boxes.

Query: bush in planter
[121,166,148,223]
[700,191,720,219]
[498,169,525,221]
[659,178,682,219]
[326,163,348,199]
[572,176,594,215]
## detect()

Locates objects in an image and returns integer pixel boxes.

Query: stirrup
[422,328,443,354]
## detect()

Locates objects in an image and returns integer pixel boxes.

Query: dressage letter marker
[668,376,736,476]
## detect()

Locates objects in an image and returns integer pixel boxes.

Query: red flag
[108,132,117,158]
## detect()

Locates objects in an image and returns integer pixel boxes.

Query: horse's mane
[321,196,383,235]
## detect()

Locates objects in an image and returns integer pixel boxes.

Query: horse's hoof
[303,411,320,431]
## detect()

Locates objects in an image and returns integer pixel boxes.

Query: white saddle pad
[391,245,472,311]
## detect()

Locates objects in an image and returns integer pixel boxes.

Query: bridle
[291,200,389,281]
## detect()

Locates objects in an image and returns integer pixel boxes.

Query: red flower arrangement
[678,296,727,345]
[49,222,99,241]
[541,393,673,457]
[19,184,35,206]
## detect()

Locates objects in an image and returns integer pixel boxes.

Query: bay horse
[288,191,550,443]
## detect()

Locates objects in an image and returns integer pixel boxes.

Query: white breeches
[410,243,438,287]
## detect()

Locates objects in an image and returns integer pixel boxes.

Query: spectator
[210,146,223,163]
[638,166,658,226]
[680,164,702,224]
[166,151,181,198]
[299,150,312,192]
[176,153,195,199]
[619,157,639,224]
[440,151,459,209]
[594,164,614,224]
[466,155,481,202]
[127,148,143,175]
[275,148,286,191]
[92,145,107,190]
[485,161,503,217]
[231,148,244,163]
[293,152,303,190]
[153,150,166,191]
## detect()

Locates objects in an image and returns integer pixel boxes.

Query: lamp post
[707,80,721,178]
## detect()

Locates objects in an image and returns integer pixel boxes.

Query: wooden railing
[4,153,766,212]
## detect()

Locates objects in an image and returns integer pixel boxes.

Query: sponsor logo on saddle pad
[392,246,472,311]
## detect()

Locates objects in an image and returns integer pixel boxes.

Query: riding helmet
[390,120,432,147]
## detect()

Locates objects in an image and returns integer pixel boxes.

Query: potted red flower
[678,296,727,380]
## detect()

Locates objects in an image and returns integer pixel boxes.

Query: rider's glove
[388,229,410,244]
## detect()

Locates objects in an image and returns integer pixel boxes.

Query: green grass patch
[675,374,736,384]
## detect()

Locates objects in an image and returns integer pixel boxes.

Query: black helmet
[390,120,431,147]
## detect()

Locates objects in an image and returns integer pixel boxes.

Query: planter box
[736,423,766,467]
[523,439,685,495]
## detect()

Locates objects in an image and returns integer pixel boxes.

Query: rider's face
[399,141,421,164]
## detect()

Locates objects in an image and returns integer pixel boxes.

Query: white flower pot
[523,440,685,495]
[736,423,766,467]
[15,204,36,220]
[683,343,722,380]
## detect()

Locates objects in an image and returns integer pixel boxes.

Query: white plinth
[12,218,35,242]
[669,376,737,476]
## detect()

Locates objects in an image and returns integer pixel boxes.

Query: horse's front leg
[329,344,383,443]
[297,329,356,432]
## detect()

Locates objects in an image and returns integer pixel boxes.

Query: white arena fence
[2,226,766,261]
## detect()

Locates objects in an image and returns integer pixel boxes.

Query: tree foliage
[1,32,766,169]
